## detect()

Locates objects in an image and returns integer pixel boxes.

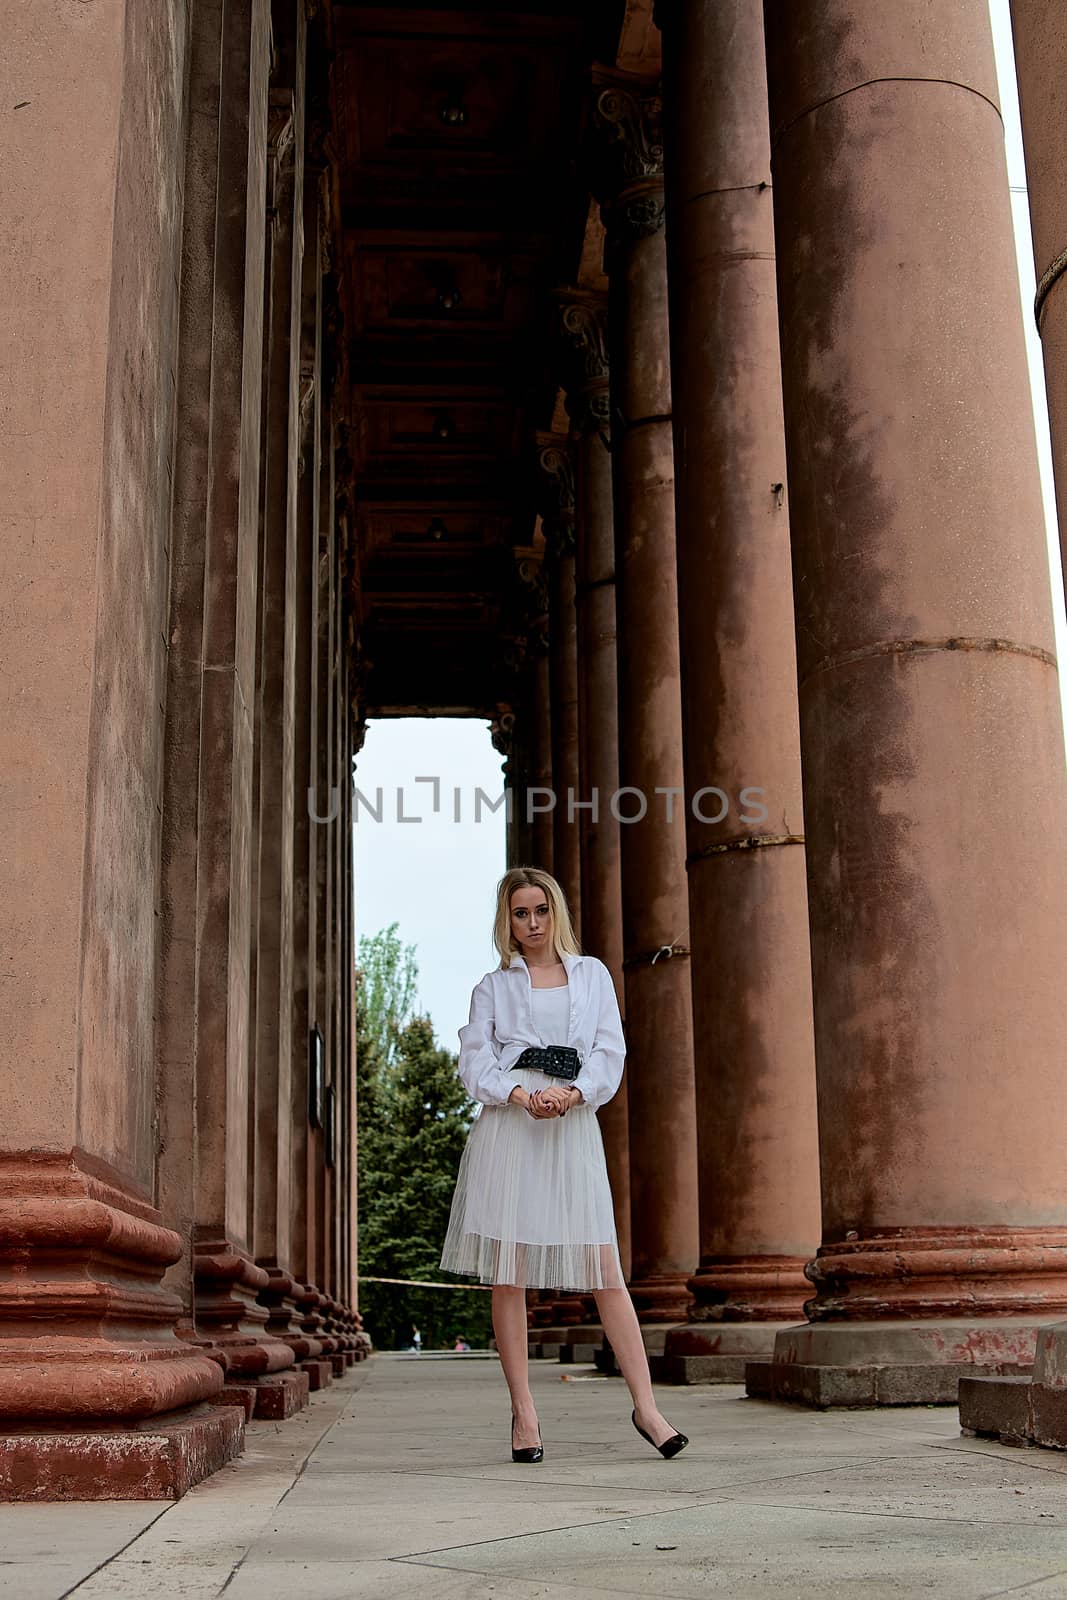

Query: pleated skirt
[440,1066,624,1291]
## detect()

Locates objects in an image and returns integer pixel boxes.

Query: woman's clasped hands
[509,1084,581,1119]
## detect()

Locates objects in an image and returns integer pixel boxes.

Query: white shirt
[530,985,570,1046]
[457,953,626,1111]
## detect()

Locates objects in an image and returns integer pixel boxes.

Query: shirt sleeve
[457,974,514,1106]
[574,960,626,1111]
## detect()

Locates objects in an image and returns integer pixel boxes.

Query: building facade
[4,0,1067,1498]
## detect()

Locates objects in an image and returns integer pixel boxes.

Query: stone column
[510,550,553,870]
[752,0,1067,1407]
[558,292,631,1281]
[185,0,298,1402]
[305,354,335,1362]
[491,706,530,869]
[959,1,1067,1447]
[243,43,312,1422]
[264,150,330,1394]
[591,76,699,1322]
[1011,1,1067,581]
[536,436,582,922]
[531,631,555,873]
[0,0,238,1498]
[350,708,369,1358]
[657,0,822,1384]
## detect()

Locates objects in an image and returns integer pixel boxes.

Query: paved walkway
[5,1353,1067,1598]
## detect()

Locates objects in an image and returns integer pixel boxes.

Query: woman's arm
[457,975,516,1105]
[456,975,563,1115]
[572,960,626,1110]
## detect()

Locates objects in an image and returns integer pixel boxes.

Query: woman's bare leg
[492,1285,539,1448]
[592,1285,683,1448]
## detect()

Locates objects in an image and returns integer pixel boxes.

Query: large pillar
[1011,1,1067,584]
[536,436,582,924]
[184,0,297,1398]
[245,6,312,1421]
[558,293,631,1281]
[960,0,1067,1447]
[657,0,821,1384]
[0,0,239,1497]
[753,0,1067,1407]
[591,76,699,1323]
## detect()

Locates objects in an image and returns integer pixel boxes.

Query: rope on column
[622,940,690,970]
[688,831,805,862]
[1035,243,1067,330]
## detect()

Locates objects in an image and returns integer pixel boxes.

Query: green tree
[357,923,419,1068]
[356,937,493,1350]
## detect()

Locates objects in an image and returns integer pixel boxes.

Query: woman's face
[509,885,553,957]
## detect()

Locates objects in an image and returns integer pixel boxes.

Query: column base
[299,1358,332,1391]
[595,1322,685,1376]
[256,1266,322,1364]
[960,1318,1067,1449]
[217,1382,258,1419]
[253,1369,310,1420]
[559,1324,604,1364]
[745,1318,1039,1409]
[660,1321,791,1384]
[193,1237,297,1378]
[551,1294,587,1327]
[688,1257,811,1323]
[628,1276,694,1324]
[0,1402,243,1502]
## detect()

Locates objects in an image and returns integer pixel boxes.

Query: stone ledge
[658,1352,750,1384]
[559,1342,600,1364]
[659,1320,785,1385]
[0,1403,243,1501]
[961,1375,1067,1451]
[959,1375,1032,1444]
[745,1358,1030,1409]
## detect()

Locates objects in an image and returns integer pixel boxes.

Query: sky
[354,0,1067,1055]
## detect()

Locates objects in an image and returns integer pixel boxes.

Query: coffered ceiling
[331,1,623,715]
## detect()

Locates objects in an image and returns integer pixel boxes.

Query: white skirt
[440,1066,624,1291]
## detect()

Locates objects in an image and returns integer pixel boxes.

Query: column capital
[589,70,665,245]
[512,548,550,656]
[557,291,611,437]
[489,705,517,761]
[534,433,576,560]
[267,88,295,167]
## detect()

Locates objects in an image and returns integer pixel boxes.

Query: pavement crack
[375,1497,734,1562]
[60,1507,172,1598]
[981,1566,1067,1598]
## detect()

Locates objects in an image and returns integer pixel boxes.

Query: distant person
[440,866,688,1464]
[411,1325,421,1354]
[454,1336,470,1352]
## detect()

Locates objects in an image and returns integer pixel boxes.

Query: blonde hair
[492,866,582,968]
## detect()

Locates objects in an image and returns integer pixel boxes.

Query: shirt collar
[509,952,583,974]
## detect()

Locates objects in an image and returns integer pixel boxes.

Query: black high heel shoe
[511,1413,544,1464]
[632,1408,689,1459]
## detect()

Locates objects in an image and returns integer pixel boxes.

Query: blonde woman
[441,866,688,1463]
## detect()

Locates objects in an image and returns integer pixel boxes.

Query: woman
[441,865,688,1463]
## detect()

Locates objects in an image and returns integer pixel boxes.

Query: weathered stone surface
[0,1405,243,1502]
[757,0,1067,1404]
[300,1360,333,1392]
[959,1376,1032,1444]
[660,0,820,1347]
[253,1371,310,1421]
[591,67,698,1322]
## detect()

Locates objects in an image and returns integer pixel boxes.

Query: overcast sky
[354,0,1067,1055]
